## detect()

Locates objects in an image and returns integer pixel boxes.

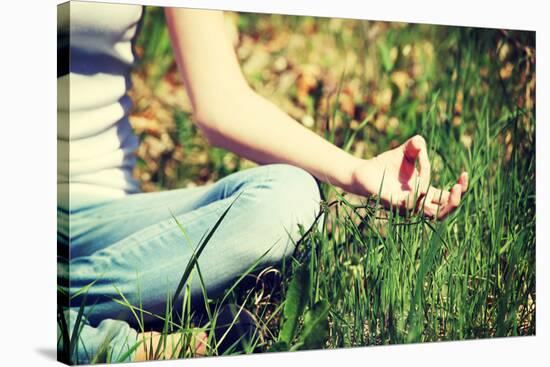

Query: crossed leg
[57,164,321,364]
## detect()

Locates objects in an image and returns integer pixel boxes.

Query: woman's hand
[351,135,468,219]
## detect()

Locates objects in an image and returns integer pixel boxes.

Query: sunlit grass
[58,7,535,364]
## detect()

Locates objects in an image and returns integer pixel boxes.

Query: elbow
[193,110,227,148]
[192,86,253,148]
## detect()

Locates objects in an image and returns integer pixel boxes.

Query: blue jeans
[57,164,321,364]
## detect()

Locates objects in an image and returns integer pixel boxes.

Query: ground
[59,6,536,362]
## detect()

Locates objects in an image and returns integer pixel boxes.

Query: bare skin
[163,8,468,218]
[352,135,469,218]
[134,330,207,361]
[134,8,470,362]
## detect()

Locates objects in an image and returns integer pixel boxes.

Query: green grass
[58,7,535,364]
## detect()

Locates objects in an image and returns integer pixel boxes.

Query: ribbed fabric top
[57,1,144,211]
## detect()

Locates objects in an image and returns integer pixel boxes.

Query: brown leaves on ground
[129,8,535,194]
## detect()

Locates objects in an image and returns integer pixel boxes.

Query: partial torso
[57,1,144,211]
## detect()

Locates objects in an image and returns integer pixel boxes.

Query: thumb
[402,135,431,192]
[402,135,423,160]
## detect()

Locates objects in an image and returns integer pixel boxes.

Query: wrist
[347,157,383,197]
[337,155,364,194]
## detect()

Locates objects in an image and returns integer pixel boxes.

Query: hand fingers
[421,171,468,219]
[427,186,450,205]
[393,171,468,216]
[428,171,467,204]
[419,184,461,219]
[418,188,447,217]
[458,171,469,193]
[402,135,422,160]
[421,201,441,218]
[435,183,462,220]
[403,135,431,193]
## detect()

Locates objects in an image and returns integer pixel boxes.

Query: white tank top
[57,1,144,211]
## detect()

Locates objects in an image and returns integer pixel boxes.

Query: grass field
[58,6,535,363]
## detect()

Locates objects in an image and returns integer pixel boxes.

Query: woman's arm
[164,8,360,191]
[164,8,468,219]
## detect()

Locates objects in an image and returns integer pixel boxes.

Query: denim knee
[249,164,321,263]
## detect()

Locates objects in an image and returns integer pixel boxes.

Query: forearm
[165,8,467,219]
[165,7,361,192]
[196,88,362,192]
